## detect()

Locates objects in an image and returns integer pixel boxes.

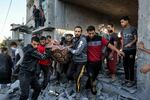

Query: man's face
[74,28,82,38]
[46,38,51,44]
[107,25,113,33]
[34,6,36,9]
[31,41,39,49]
[87,30,95,39]
[40,39,46,45]
[65,34,73,42]
[11,45,17,50]
[120,19,128,28]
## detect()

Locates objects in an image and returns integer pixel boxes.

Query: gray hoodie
[68,35,87,63]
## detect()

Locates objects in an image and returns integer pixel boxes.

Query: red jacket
[37,45,51,66]
[87,35,109,62]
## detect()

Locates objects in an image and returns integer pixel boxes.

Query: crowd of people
[1,15,148,100]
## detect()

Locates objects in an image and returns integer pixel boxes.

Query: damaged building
[0,0,150,100]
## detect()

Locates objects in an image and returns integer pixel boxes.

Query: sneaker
[75,93,80,100]
[91,85,97,95]
[121,80,129,85]
[126,81,135,87]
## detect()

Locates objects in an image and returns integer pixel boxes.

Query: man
[98,24,110,40]
[10,42,17,67]
[19,36,51,100]
[37,36,51,89]
[11,40,24,82]
[67,26,87,98]
[39,5,46,26]
[33,5,40,28]
[0,47,13,84]
[106,24,118,80]
[120,16,137,87]
[86,25,124,95]
[98,24,109,75]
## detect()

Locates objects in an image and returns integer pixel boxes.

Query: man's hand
[117,50,125,57]
[140,64,150,74]
[125,43,132,48]
[138,41,144,50]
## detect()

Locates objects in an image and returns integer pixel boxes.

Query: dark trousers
[67,62,86,92]
[61,61,72,74]
[123,49,136,81]
[86,61,102,89]
[19,72,41,100]
[39,64,50,89]
[39,18,45,26]
[34,18,40,28]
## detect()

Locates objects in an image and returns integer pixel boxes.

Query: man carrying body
[67,26,87,99]
[19,37,51,100]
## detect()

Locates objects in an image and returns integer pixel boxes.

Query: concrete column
[137,0,150,99]
[46,0,55,26]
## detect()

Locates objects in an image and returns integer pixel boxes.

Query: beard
[109,30,113,33]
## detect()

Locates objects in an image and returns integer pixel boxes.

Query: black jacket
[0,53,13,84]
[20,44,51,73]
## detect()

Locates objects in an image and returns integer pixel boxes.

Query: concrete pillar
[46,0,55,26]
[137,0,150,99]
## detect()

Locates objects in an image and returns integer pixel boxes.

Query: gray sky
[0,0,26,38]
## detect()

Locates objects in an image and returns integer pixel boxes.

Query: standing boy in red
[37,36,51,89]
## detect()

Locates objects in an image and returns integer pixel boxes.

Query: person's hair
[86,25,95,32]
[31,36,40,43]
[40,36,46,40]
[120,16,130,21]
[18,39,22,42]
[46,35,51,39]
[1,47,7,53]
[107,23,114,27]
[10,42,17,46]
[74,26,82,32]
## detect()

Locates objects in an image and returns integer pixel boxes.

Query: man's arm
[102,37,124,57]
[125,35,137,48]
[68,38,86,55]
[140,64,150,74]
[16,49,24,66]
[107,43,124,57]
[141,48,150,54]
[138,41,150,54]
[31,49,52,60]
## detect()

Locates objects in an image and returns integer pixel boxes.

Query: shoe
[75,93,80,100]
[111,74,116,82]
[121,80,129,85]
[91,85,97,95]
[126,81,135,87]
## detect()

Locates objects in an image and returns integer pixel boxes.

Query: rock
[58,97,68,100]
